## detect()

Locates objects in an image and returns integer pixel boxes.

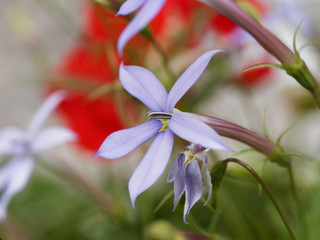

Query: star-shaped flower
[94,50,233,207]
[167,144,212,223]
[0,91,76,220]
[116,0,167,55]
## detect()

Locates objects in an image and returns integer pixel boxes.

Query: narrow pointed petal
[0,127,23,157]
[95,120,162,159]
[116,0,147,16]
[167,156,179,183]
[26,91,66,138]
[201,163,212,205]
[117,0,167,55]
[166,50,224,111]
[172,160,186,211]
[129,129,174,208]
[119,63,168,111]
[32,126,76,153]
[0,157,34,221]
[169,113,233,152]
[183,161,203,224]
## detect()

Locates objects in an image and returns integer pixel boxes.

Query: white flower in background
[0,91,76,221]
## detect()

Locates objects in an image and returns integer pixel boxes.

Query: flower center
[148,111,173,120]
[148,111,173,132]
[159,119,169,132]
[11,139,33,157]
[181,144,208,169]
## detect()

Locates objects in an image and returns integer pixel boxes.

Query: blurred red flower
[47,0,272,152]
[48,3,142,153]
[209,0,268,36]
[49,43,129,152]
[237,65,272,87]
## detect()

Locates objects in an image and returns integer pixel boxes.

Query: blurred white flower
[0,91,77,221]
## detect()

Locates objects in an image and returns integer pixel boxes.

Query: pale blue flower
[116,0,167,55]
[0,91,77,221]
[167,144,212,224]
[95,50,233,208]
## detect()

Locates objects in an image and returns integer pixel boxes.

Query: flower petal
[26,91,66,138]
[0,157,34,221]
[169,113,233,152]
[95,120,162,159]
[117,0,167,55]
[183,161,203,224]
[166,50,224,111]
[201,161,212,205]
[116,0,147,16]
[31,126,77,153]
[119,63,168,111]
[172,155,186,211]
[129,128,174,208]
[167,156,179,183]
[0,127,24,157]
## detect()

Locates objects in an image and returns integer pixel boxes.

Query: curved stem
[206,0,320,108]
[223,158,297,240]
[207,0,295,64]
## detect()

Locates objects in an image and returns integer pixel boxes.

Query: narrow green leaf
[243,63,284,72]
[276,119,302,145]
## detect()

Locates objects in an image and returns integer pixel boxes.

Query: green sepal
[283,58,316,91]
[267,146,292,167]
[276,119,302,145]
[262,107,272,142]
[283,21,316,91]
[243,63,284,72]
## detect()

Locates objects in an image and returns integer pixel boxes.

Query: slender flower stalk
[222,158,297,240]
[205,0,320,107]
[94,50,233,207]
[205,0,295,64]
[187,113,277,156]
[0,91,76,220]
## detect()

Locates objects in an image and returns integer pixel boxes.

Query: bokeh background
[1,0,320,239]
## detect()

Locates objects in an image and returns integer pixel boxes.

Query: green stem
[288,164,308,239]
[223,158,297,240]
